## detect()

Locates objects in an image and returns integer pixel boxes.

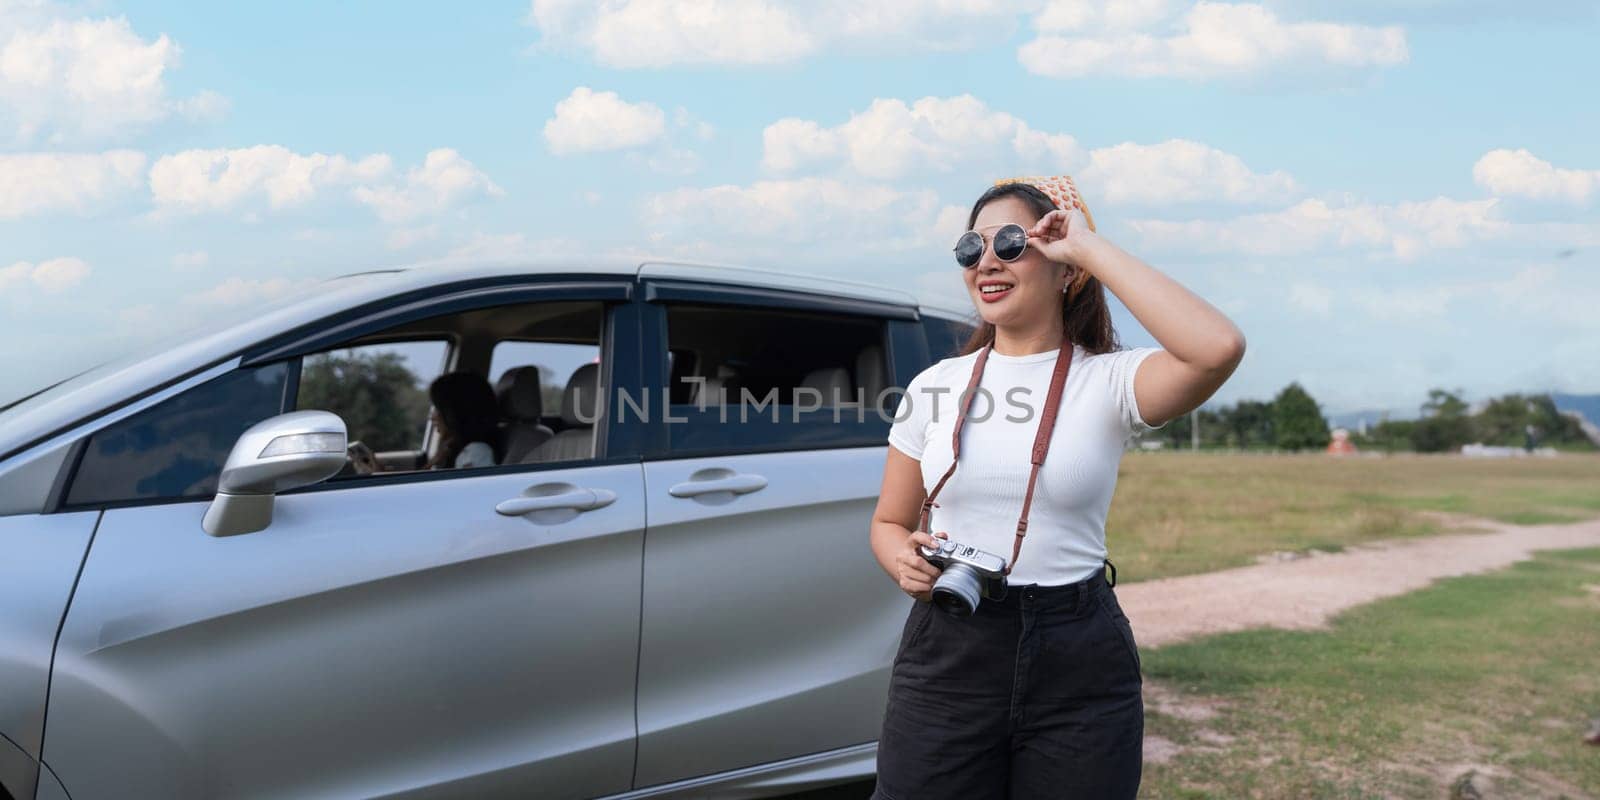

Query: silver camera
[919,539,1008,616]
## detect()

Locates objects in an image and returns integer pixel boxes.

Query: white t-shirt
[455,441,496,469]
[887,344,1166,586]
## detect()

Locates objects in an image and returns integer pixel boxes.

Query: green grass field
[1109,452,1600,582]
[1109,452,1600,798]
[1140,548,1600,799]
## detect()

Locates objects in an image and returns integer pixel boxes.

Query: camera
[919,538,1008,616]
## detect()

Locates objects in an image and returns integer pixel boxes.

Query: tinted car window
[65,363,290,506]
[297,340,447,453]
[924,316,975,362]
[661,304,890,455]
[489,340,599,419]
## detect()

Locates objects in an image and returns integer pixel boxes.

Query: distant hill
[1322,394,1600,434]
[1552,393,1600,426]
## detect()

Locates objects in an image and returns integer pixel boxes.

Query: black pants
[872,562,1143,800]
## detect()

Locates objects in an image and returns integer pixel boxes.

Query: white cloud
[385,225,439,250]
[1288,281,1332,316]
[1127,195,1506,259]
[1489,262,1600,330]
[1334,261,1595,327]
[532,0,813,68]
[0,256,88,293]
[641,147,702,176]
[149,145,392,213]
[1019,1,1408,81]
[1347,284,1451,319]
[148,145,498,223]
[763,97,1292,210]
[527,0,1034,68]
[182,276,314,309]
[1079,139,1297,205]
[1385,196,1508,259]
[675,107,715,141]
[171,249,208,269]
[174,88,229,122]
[433,232,624,264]
[1035,0,1179,32]
[763,95,1081,179]
[0,9,224,142]
[0,150,145,217]
[1473,148,1599,204]
[641,177,949,257]
[352,148,502,223]
[1261,0,1589,26]
[544,86,668,155]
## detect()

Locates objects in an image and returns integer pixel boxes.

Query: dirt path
[1118,511,1600,649]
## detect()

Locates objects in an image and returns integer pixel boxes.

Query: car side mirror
[202,410,348,537]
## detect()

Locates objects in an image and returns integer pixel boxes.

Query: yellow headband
[994,175,1097,233]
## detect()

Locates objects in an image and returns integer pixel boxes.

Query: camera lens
[931,563,983,617]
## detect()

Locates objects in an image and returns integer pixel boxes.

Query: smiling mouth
[979,283,1014,295]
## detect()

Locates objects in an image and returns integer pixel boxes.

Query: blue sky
[2,0,1597,416]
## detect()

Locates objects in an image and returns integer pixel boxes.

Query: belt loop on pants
[1103,557,1117,588]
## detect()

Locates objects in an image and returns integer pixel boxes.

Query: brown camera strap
[917,338,1073,576]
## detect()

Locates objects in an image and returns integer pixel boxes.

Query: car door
[42,283,647,799]
[630,279,929,788]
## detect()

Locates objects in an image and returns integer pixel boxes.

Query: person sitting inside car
[347,370,505,475]
[424,371,505,470]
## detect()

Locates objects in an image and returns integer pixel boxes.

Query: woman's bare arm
[870,446,943,601]
[1028,208,1247,428]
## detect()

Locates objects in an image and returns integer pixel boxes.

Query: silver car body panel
[33,764,69,800]
[601,742,875,800]
[45,463,646,799]
[0,511,97,762]
[920,304,975,325]
[0,719,38,800]
[0,440,69,517]
[634,447,909,787]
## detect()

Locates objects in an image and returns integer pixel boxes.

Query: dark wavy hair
[426,371,504,469]
[957,182,1121,357]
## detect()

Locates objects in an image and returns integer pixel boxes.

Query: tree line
[1145,383,1597,453]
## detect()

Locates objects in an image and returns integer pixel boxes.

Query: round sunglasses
[954,223,1028,269]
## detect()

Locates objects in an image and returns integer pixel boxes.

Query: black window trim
[642,279,919,321]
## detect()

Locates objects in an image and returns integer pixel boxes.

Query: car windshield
[0,271,395,424]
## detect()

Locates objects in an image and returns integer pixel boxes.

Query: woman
[424,370,504,470]
[868,177,1244,799]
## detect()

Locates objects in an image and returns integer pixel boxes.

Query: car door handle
[668,473,768,498]
[495,488,617,516]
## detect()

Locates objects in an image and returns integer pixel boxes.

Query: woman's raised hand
[1025,205,1096,268]
[895,530,948,602]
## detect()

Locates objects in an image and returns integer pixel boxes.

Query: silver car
[0,259,974,800]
